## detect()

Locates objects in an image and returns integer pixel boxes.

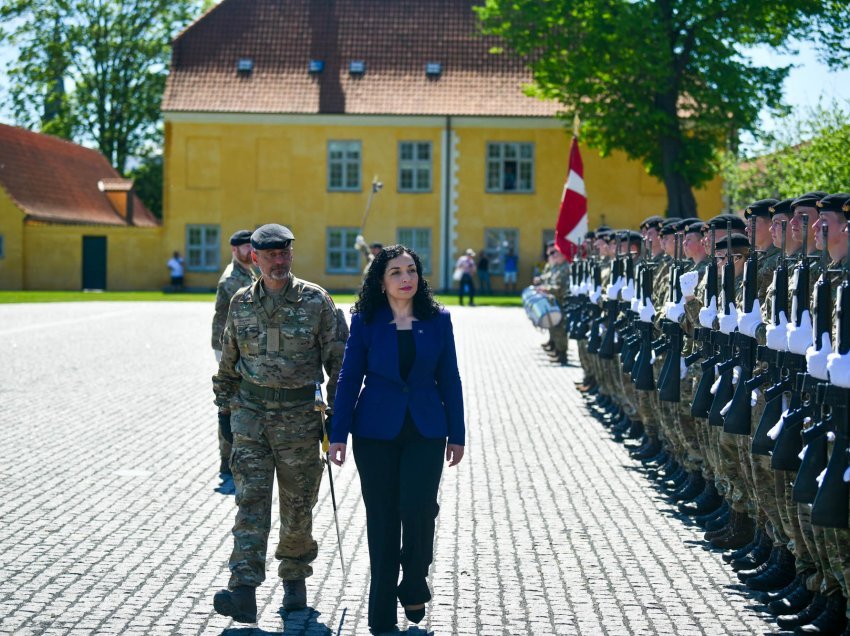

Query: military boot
[680,481,722,516]
[794,592,847,634]
[723,527,762,563]
[662,465,689,491]
[738,545,781,582]
[213,585,257,623]
[219,457,232,476]
[282,578,307,611]
[625,432,650,451]
[694,498,728,527]
[746,546,795,592]
[730,530,772,571]
[769,574,813,616]
[711,512,755,550]
[777,593,827,630]
[626,419,644,440]
[762,570,815,604]
[704,509,735,542]
[671,473,705,502]
[631,436,661,461]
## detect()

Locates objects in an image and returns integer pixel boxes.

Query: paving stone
[0,302,782,634]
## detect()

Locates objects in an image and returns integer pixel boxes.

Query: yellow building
[162,0,722,291]
[0,124,161,290]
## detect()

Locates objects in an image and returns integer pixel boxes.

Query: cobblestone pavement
[0,302,781,635]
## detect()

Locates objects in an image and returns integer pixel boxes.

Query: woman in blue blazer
[329,245,465,635]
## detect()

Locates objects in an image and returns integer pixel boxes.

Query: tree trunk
[659,135,697,218]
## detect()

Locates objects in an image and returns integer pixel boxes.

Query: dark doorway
[82,236,107,290]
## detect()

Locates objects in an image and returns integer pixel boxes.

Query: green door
[82,236,107,290]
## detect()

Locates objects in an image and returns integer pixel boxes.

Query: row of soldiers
[564,192,850,635]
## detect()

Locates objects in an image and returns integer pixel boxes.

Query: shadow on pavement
[218,607,333,636]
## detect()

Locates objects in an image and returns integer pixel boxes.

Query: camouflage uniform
[212,258,257,461]
[539,260,570,356]
[213,275,346,588]
[651,256,679,458]
[636,253,666,439]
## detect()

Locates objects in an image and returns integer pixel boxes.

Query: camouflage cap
[251,224,295,250]
[229,229,253,246]
[744,199,779,219]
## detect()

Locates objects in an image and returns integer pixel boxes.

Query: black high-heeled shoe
[404,604,426,624]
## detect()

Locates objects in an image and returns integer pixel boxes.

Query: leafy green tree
[0,0,208,173]
[720,103,850,210]
[128,152,163,219]
[476,0,850,217]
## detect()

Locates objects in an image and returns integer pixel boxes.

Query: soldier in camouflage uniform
[212,224,346,623]
[537,244,571,365]
[212,229,257,478]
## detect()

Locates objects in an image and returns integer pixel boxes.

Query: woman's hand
[328,443,347,466]
[446,444,464,467]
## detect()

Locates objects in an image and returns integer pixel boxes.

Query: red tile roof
[162,0,560,117]
[0,124,159,227]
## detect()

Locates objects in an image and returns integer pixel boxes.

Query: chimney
[98,178,135,225]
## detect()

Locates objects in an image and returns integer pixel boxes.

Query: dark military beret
[595,230,612,240]
[624,230,643,244]
[744,199,779,219]
[370,242,383,249]
[585,230,596,239]
[769,198,794,217]
[817,193,850,216]
[685,220,706,234]
[596,224,612,233]
[791,191,829,210]
[680,217,701,227]
[546,239,556,247]
[251,223,295,250]
[715,233,751,251]
[706,214,746,231]
[639,215,665,230]
[229,229,253,246]
[659,218,682,235]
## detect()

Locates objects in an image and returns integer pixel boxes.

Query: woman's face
[382,252,419,301]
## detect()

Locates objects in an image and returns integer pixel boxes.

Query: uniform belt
[239,380,314,402]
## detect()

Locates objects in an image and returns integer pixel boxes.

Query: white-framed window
[397,227,432,273]
[186,224,220,272]
[398,142,432,192]
[483,227,519,275]
[327,227,361,274]
[486,142,534,193]
[328,141,361,191]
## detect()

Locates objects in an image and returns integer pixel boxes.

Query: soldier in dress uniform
[212,229,257,479]
[211,224,346,622]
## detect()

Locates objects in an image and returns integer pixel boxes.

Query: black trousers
[353,421,445,631]
[458,273,475,305]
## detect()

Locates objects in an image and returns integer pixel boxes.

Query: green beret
[768,198,794,217]
[639,215,664,230]
[715,233,750,251]
[744,199,779,219]
[251,223,295,250]
[791,191,828,210]
[229,229,253,246]
[815,193,850,214]
[706,214,746,231]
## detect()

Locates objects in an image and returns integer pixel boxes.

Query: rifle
[707,221,737,427]
[586,246,605,354]
[691,226,720,418]
[752,220,790,454]
[619,237,641,373]
[632,237,657,390]
[771,215,813,471]
[723,215,759,435]
[811,228,850,527]
[598,236,624,359]
[792,225,832,503]
[657,232,684,402]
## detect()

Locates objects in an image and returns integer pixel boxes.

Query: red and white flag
[555,136,587,261]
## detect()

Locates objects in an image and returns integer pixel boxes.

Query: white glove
[737,298,763,338]
[639,298,655,323]
[718,302,739,335]
[806,332,831,381]
[680,355,688,380]
[679,270,699,298]
[766,311,790,351]
[699,296,718,329]
[665,300,685,323]
[787,309,813,355]
[589,286,602,304]
[354,234,367,249]
[829,351,850,388]
[630,295,641,312]
[606,276,625,299]
[620,280,635,302]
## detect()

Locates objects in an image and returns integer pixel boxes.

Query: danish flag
[555,136,587,261]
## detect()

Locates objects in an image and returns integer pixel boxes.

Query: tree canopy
[476,0,850,218]
[0,0,209,173]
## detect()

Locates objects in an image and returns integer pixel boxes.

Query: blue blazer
[331,306,465,445]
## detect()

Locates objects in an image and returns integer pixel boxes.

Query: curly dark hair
[353,244,442,323]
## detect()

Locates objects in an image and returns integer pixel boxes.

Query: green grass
[0,290,523,307]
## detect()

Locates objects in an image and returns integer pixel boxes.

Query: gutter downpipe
[440,115,452,292]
